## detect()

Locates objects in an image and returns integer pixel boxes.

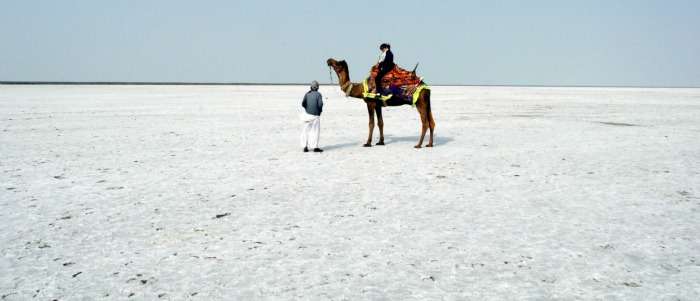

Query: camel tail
[426,89,434,125]
[425,89,432,113]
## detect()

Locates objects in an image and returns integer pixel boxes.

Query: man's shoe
[313,148,323,153]
[303,147,309,152]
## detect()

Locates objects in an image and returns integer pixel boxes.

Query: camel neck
[337,69,350,87]
[333,65,364,99]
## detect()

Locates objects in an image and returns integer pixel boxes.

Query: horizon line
[1,81,698,89]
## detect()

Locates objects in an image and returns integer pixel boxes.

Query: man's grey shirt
[302,90,323,116]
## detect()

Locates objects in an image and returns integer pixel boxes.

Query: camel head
[326,58,348,75]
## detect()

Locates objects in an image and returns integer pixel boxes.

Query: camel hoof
[376,142,385,146]
[363,144,372,147]
[414,145,422,149]
[426,144,434,148]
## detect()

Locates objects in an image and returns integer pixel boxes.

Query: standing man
[374,43,395,95]
[300,80,324,153]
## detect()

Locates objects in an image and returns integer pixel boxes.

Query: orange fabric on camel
[368,64,422,90]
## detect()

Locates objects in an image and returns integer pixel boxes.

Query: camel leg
[426,110,435,147]
[376,103,385,145]
[364,101,376,147]
[415,99,429,149]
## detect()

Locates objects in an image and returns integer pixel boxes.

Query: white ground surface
[1,84,699,300]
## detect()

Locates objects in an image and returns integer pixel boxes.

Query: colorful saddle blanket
[363,64,429,105]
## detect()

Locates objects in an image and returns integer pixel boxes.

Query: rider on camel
[374,43,394,95]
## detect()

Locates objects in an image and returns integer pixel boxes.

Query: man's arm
[302,94,307,108]
[317,93,323,113]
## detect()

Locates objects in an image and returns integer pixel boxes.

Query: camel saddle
[363,64,428,106]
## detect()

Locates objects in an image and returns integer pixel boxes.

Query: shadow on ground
[385,135,454,145]
[323,135,453,151]
[323,142,362,151]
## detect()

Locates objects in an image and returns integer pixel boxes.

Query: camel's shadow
[323,142,361,151]
[385,135,454,145]
[323,135,453,151]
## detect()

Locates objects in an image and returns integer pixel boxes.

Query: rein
[328,67,334,86]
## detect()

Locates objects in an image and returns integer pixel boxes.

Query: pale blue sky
[1,0,698,86]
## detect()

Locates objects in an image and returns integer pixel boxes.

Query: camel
[326,58,435,148]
